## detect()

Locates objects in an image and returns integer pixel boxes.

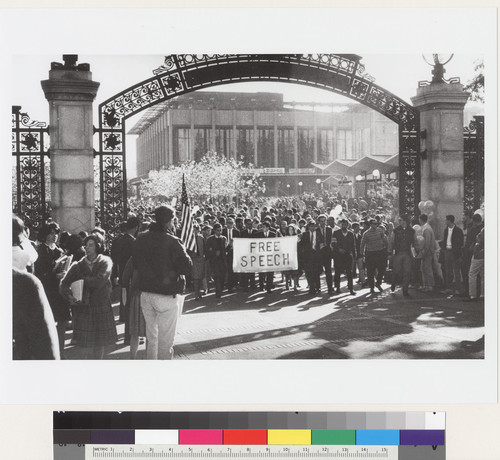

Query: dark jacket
[442,225,464,258]
[392,225,415,255]
[133,223,192,295]
[111,233,136,283]
[13,269,60,360]
[332,229,357,259]
[472,228,484,260]
[315,225,333,256]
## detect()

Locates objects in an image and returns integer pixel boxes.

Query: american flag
[180,174,196,252]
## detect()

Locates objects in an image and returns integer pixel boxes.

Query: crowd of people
[12,189,485,361]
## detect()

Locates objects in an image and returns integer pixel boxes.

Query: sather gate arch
[97,54,420,235]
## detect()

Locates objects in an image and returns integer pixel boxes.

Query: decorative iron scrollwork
[12,106,49,228]
[463,115,484,213]
[97,54,421,236]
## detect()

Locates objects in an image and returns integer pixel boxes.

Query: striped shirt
[360,226,388,254]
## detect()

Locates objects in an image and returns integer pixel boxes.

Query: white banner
[233,236,298,273]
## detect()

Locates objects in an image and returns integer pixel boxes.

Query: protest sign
[233,236,298,273]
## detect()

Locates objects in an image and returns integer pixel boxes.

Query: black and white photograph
[10,51,487,361]
[0,8,497,409]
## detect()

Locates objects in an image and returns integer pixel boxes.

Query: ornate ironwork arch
[97,54,420,235]
[12,106,50,229]
[463,115,484,213]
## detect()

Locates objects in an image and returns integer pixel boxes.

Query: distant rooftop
[128,91,367,135]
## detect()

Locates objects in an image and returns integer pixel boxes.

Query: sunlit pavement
[62,278,485,360]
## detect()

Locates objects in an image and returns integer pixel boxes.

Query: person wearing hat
[360,218,389,294]
[110,215,141,345]
[331,219,356,295]
[133,205,192,360]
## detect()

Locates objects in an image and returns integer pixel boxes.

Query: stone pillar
[41,55,99,235]
[411,82,469,237]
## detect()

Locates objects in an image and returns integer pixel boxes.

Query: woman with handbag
[60,233,117,359]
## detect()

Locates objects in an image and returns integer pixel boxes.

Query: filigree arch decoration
[97,54,420,235]
[12,106,49,229]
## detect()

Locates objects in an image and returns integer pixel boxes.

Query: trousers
[468,257,484,299]
[140,292,184,360]
[392,252,412,290]
[420,252,435,288]
[334,254,353,290]
[365,250,387,289]
[444,249,462,293]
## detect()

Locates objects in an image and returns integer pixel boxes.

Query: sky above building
[10,53,483,178]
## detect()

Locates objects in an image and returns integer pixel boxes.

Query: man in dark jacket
[254,221,276,293]
[441,215,464,295]
[316,214,334,294]
[390,215,415,297]
[133,205,192,360]
[206,223,228,298]
[300,220,322,295]
[461,213,483,297]
[240,219,256,291]
[222,217,240,291]
[110,215,140,344]
[332,219,356,295]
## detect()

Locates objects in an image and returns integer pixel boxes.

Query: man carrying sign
[255,221,276,293]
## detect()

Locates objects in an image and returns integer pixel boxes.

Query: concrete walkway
[62,277,484,360]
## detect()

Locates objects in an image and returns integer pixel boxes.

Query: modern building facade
[128,91,398,194]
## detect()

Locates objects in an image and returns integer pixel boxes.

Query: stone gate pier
[41,55,99,234]
[412,80,469,237]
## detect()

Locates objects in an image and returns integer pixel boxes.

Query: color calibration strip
[55,428,445,446]
[54,412,446,460]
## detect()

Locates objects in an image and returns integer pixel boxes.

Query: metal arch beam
[96,54,420,235]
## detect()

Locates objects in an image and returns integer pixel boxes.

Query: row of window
[173,127,370,167]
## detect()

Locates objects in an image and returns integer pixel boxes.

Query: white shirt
[446,225,454,249]
[12,238,38,272]
[310,231,316,249]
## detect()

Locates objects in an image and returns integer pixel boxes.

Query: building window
[318,129,334,163]
[236,128,255,165]
[278,128,295,169]
[215,128,234,159]
[194,128,211,162]
[337,129,353,160]
[257,128,274,168]
[173,128,191,164]
[298,128,314,168]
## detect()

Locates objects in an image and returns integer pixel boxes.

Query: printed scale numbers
[85,445,399,459]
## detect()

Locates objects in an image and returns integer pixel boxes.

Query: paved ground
[62,276,485,360]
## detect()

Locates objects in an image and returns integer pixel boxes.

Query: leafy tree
[139,151,264,204]
[464,59,484,103]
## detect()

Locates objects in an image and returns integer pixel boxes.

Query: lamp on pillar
[286,183,291,195]
[421,54,459,85]
[315,177,322,193]
[298,181,303,195]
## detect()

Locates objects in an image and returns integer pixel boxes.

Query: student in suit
[315,214,333,294]
[222,217,240,292]
[332,219,356,295]
[254,221,276,293]
[206,223,228,298]
[189,224,206,300]
[441,214,464,295]
[300,220,322,295]
[240,219,256,291]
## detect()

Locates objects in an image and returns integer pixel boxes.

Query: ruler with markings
[84,445,398,459]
